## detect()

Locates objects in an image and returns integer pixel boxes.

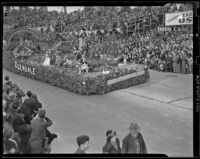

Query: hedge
[3,51,150,95]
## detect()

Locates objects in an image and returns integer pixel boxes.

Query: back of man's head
[77,135,89,147]
[5,76,9,81]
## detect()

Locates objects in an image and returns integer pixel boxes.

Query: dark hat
[106,130,116,141]
[106,130,113,137]
[129,122,140,132]
[4,76,9,81]
[77,135,89,147]
[26,91,32,97]
[38,109,46,118]
[7,81,12,85]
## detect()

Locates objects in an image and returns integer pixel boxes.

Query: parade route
[3,69,193,156]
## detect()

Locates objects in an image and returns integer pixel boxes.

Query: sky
[10,6,137,13]
[47,7,84,13]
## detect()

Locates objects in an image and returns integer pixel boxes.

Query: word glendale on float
[14,61,36,76]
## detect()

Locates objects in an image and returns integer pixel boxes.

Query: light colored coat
[29,117,52,153]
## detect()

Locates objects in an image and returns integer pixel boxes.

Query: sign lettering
[14,61,36,76]
[165,11,193,26]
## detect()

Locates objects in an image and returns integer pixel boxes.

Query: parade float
[3,28,150,95]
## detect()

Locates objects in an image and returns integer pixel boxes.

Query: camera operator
[29,109,57,154]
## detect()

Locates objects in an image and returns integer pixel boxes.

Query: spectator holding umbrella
[122,122,147,154]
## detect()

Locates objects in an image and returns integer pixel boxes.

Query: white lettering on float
[14,61,36,76]
[107,70,145,86]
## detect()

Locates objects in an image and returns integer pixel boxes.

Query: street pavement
[3,69,193,156]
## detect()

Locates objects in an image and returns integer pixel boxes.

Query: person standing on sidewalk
[29,109,53,154]
[75,135,90,154]
[102,130,121,154]
[122,122,147,154]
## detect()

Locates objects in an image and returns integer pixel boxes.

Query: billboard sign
[165,11,193,26]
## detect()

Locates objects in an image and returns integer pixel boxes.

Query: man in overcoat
[11,101,32,154]
[29,109,53,154]
[122,122,147,154]
[19,91,37,124]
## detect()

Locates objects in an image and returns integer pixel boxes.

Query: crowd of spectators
[118,30,193,73]
[3,77,147,154]
[4,4,193,74]
[3,76,57,154]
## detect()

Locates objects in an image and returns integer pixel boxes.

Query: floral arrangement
[3,51,150,95]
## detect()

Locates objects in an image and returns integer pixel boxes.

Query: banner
[165,11,193,26]
[14,61,36,75]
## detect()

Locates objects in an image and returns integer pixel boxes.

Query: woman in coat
[102,130,121,154]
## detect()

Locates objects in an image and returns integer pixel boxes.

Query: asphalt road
[3,69,193,156]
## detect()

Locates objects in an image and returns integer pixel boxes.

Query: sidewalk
[123,69,193,110]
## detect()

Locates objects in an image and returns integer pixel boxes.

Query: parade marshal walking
[122,122,147,154]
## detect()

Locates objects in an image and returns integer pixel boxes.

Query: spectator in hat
[30,93,57,148]
[31,93,42,117]
[11,101,32,154]
[75,135,90,154]
[19,91,38,125]
[3,87,16,112]
[4,76,10,83]
[102,130,121,154]
[29,109,53,154]
[11,84,25,106]
[122,122,147,154]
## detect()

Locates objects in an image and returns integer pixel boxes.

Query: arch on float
[7,28,41,44]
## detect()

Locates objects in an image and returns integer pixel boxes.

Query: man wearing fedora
[122,122,147,154]
[19,91,37,124]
